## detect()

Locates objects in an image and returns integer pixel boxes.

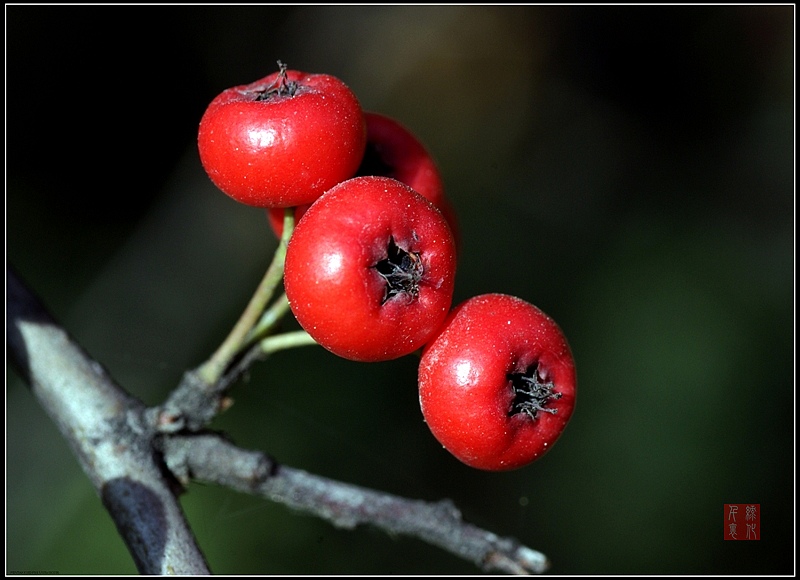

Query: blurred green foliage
[7,5,793,575]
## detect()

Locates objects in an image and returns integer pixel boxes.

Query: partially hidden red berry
[418,293,577,471]
[284,176,458,362]
[198,62,366,208]
[267,111,458,241]
[357,111,447,210]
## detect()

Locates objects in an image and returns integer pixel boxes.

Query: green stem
[246,292,292,346]
[259,330,318,356]
[197,208,295,385]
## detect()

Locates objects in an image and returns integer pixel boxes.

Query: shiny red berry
[198,62,366,208]
[418,293,577,471]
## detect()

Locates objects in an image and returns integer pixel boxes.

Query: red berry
[284,176,458,362]
[198,62,366,208]
[418,294,577,471]
[358,111,447,209]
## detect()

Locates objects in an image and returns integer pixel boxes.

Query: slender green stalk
[197,208,295,384]
[260,330,318,356]
[246,291,292,346]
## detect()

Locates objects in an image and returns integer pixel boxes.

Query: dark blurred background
[6,6,794,575]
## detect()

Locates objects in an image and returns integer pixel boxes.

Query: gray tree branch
[160,433,550,574]
[7,266,210,575]
[7,264,550,574]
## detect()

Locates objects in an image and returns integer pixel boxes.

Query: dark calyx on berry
[255,60,298,101]
[507,363,561,418]
[374,236,423,304]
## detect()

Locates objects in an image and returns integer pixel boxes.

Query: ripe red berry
[284,176,457,362]
[198,62,366,208]
[418,294,577,471]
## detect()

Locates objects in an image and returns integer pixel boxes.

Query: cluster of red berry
[197,62,576,471]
